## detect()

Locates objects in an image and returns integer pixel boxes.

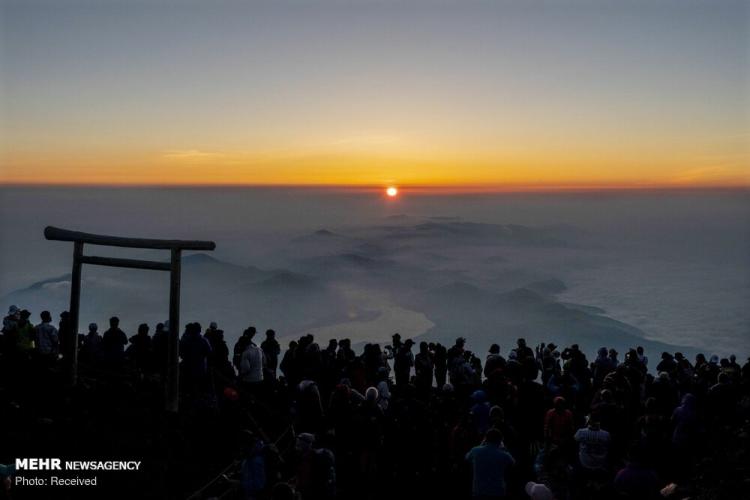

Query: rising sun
[386,186,399,197]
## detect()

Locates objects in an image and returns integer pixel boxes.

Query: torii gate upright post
[44,226,216,412]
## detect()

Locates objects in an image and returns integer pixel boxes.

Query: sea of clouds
[1,186,748,359]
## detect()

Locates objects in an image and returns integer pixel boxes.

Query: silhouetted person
[656,352,677,375]
[355,387,385,498]
[485,344,506,379]
[470,389,491,435]
[4,305,750,500]
[414,341,434,393]
[336,338,355,376]
[261,329,280,382]
[34,310,59,363]
[321,338,338,392]
[102,316,128,369]
[613,446,661,500]
[708,372,737,425]
[296,379,325,434]
[205,326,233,379]
[179,322,212,393]
[593,347,615,387]
[234,326,257,371]
[239,329,264,390]
[14,309,34,359]
[238,430,267,500]
[447,337,467,387]
[128,323,152,373]
[81,322,102,367]
[544,396,574,449]
[2,305,20,357]
[394,338,414,386]
[151,322,168,374]
[391,333,403,355]
[636,345,648,369]
[574,416,610,472]
[294,433,336,500]
[58,311,75,364]
[434,342,448,388]
[465,428,515,499]
[280,340,298,384]
[204,321,220,342]
[513,338,534,360]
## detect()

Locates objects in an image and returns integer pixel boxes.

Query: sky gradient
[1,0,748,188]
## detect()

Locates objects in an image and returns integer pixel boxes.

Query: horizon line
[1,181,748,195]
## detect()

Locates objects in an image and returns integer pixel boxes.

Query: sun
[386,186,399,197]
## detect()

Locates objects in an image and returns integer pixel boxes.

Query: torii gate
[44,226,216,412]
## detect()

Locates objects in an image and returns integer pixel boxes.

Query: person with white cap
[525,481,555,500]
[2,305,21,352]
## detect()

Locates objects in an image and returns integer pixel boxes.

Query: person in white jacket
[239,341,265,385]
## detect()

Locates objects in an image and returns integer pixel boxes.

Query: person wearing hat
[656,352,677,374]
[485,344,506,379]
[2,305,21,355]
[470,390,491,435]
[205,321,219,338]
[3,305,20,324]
[294,432,336,500]
[15,309,35,354]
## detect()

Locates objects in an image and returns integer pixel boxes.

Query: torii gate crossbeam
[44,226,216,412]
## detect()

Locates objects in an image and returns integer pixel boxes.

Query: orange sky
[1,1,748,189]
[3,140,748,189]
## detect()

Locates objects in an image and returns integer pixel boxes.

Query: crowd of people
[1,303,749,500]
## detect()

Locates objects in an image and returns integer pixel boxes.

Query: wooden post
[69,241,83,386]
[166,248,182,412]
[44,226,214,411]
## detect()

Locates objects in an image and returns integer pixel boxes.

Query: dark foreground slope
[1,317,749,500]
